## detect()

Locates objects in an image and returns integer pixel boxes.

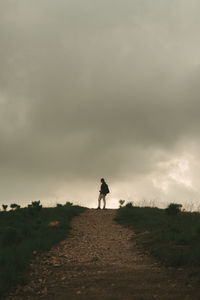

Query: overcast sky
[1,0,200,209]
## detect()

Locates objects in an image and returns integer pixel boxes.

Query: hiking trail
[6,209,199,299]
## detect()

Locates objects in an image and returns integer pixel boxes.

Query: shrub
[10,203,20,210]
[2,205,8,211]
[56,204,63,208]
[65,202,73,207]
[165,203,182,215]
[32,200,42,210]
[28,201,42,211]
[125,202,134,209]
[119,200,125,208]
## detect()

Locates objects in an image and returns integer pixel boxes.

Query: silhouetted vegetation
[0,201,85,297]
[165,203,182,215]
[10,203,21,210]
[65,201,73,207]
[125,202,134,209]
[119,200,125,208]
[115,204,200,274]
[27,200,42,211]
[2,204,8,211]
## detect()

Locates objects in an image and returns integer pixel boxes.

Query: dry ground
[6,209,200,300]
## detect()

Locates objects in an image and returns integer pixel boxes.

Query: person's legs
[103,194,106,209]
[97,193,102,209]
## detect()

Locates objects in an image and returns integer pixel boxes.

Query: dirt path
[6,209,200,299]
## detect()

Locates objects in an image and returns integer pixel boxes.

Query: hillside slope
[6,209,200,300]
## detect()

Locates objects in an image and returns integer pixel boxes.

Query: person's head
[101,178,105,183]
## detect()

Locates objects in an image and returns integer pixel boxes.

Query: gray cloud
[1,0,200,208]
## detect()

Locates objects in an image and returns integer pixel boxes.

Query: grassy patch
[115,206,200,269]
[0,202,86,296]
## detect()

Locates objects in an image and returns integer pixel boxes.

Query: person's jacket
[100,182,110,195]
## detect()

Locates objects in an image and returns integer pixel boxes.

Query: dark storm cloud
[1,0,200,206]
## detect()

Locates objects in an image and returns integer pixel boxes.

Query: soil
[6,209,200,300]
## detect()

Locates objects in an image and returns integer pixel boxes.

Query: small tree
[119,200,125,208]
[10,203,19,210]
[2,204,8,211]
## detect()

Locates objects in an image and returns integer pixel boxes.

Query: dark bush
[165,203,182,215]
[10,203,20,210]
[28,200,42,211]
[2,205,8,211]
[125,202,134,208]
[65,202,73,207]
[119,200,125,208]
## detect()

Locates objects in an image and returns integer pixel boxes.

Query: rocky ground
[5,209,200,299]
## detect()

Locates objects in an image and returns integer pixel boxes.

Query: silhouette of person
[97,178,110,209]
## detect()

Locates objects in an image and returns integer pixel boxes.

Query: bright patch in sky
[169,158,193,189]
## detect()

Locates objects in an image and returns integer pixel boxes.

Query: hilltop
[4,208,200,300]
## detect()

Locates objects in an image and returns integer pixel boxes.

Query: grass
[0,202,86,297]
[115,205,200,271]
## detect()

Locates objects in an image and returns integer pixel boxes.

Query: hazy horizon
[1,1,200,210]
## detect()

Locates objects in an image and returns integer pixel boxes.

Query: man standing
[97,178,110,209]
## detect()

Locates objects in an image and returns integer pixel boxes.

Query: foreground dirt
[6,209,200,299]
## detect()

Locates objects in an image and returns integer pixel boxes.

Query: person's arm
[99,183,103,193]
